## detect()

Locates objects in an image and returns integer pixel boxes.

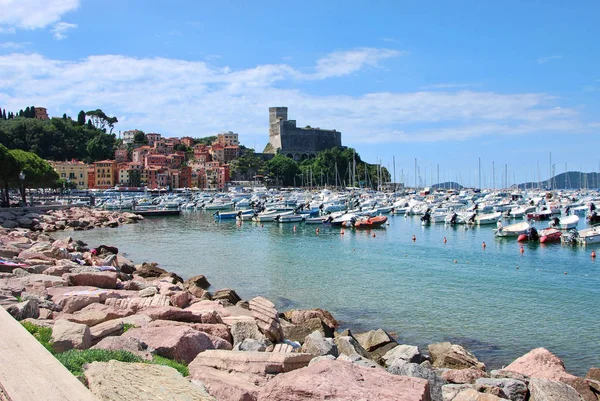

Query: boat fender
[592,250,596,258]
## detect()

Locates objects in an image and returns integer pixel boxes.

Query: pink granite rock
[443,368,489,384]
[105,294,171,311]
[505,348,595,401]
[257,359,430,401]
[142,306,221,323]
[51,319,92,352]
[148,320,232,343]
[189,366,264,401]
[63,303,134,326]
[283,308,339,331]
[428,342,486,371]
[170,291,191,308]
[124,326,232,363]
[63,272,118,289]
[58,294,103,314]
[249,296,283,343]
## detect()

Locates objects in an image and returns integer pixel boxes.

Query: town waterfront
[63,211,600,376]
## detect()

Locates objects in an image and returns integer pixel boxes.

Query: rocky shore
[1,209,599,401]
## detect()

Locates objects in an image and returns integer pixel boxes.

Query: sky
[1,0,599,187]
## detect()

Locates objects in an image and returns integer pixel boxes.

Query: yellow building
[94,160,118,189]
[49,161,89,189]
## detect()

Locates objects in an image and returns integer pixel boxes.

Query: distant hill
[517,171,600,190]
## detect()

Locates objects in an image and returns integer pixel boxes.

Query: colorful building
[49,160,89,189]
[94,160,118,189]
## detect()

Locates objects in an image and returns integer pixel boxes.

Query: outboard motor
[529,227,539,241]
[421,208,431,223]
[565,206,571,216]
[566,229,578,244]
[450,213,458,225]
[468,213,476,223]
[551,217,560,227]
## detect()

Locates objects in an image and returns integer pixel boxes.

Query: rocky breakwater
[0,230,599,401]
[0,206,143,231]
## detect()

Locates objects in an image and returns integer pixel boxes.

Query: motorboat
[304,216,327,224]
[276,214,303,223]
[562,225,600,245]
[494,221,530,237]
[471,212,502,226]
[343,215,388,228]
[213,210,239,220]
[539,228,562,243]
[527,210,553,221]
[550,215,579,230]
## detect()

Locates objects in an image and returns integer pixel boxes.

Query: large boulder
[301,330,338,357]
[475,378,528,401]
[504,348,595,401]
[90,318,124,342]
[354,328,397,352]
[388,361,447,401]
[230,318,265,346]
[148,320,232,343]
[248,296,283,343]
[5,299,39,320]
[528,377,585,401]
[134,263,183,283]
[51,319,92,352]
[258,359,431,401]
[63,303,134,326]
[57,293,102,314]
[84,360,215,401]
[189,366,264,401]
[452,389,505,401]
[283,308,338,333]
[281,317,331,342]
[63,272,118,289]
[429,342,486,371]
[443,369,489,384]
[124,326,231,363]
[213,288,241,305]
[184,275,211,297]
[105,294,172,311]
[383,344,427,366]
[189,350,313,376]
[91,336,152,360]
[334,335,371,359]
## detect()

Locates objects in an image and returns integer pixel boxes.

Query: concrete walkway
[0,308,98,401]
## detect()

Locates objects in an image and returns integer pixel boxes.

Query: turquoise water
[64,212,600,375]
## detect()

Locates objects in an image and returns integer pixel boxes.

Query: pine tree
[0,108,4,120]
[77,110,86,125]
[87,119,93,129]
[30,106,35,118]
[62,113,67,120]
[18,109,24,117]
[3,110,6,120]
[25,106,30,117]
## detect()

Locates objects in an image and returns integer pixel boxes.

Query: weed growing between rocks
[152,355,189,376]
[56,349,143,377]
[122,323,136,333]
[21,321,54,354]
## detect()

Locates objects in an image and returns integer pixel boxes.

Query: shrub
[56,349,143,377]
[122,323,136,333]
[21,322,54,354]
[151,355,189,377]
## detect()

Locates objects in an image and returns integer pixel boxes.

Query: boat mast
[393,156,396,193]
[478,157,481,190]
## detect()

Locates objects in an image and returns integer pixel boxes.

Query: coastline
[1,207,599,401]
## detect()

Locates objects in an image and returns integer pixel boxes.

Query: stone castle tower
[266,107,342,161]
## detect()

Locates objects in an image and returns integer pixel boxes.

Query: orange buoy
[520,246,524,254]
[293,225,297,232]
[372,233,376,238]
[412,235,416,242]
[443,237,447,244]
[592,250,596,258]
[316,228,320,235]
[482,241,486,249]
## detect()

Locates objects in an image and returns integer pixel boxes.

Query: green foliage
[0,144,19,205]
[122,323,136,333]
[9,149,60,189]
[133,131,147,144]
[0,115,117,162]
[77,110,86,125]
[21,322,54,354]
[86,109,118,134]
[56,349,143,377]
[86,132,117,162]
[230,148,267,180]
[151,355,189,376]
[266,154,300,186]
[193,136,217,146]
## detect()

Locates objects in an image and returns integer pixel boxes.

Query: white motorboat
[562,226,600,245]
[305,216,327,224]
[276,214,303,223]
[494,221,530,237]
[472,212,502,226]
[550,215,580,230]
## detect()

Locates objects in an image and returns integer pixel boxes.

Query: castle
[266,107,342,160]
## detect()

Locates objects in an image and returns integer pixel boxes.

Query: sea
[60,211,600,376]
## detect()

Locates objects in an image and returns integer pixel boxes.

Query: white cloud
[0,49,586,149]
[0,27,16,34]
[0,0,79,30]
[0,41,30,49]
[422,83,482,90]
[51,21,77,40]
[307,48,402,79]
[537,55,562,64]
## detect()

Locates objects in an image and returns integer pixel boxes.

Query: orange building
[181,136,194,147]
[94,160,118,189]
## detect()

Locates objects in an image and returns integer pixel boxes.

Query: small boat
[587,212,600,224]
[343,215,388,228]
[276,214,303,223]
[518,227,540,242]
[471,212,502,226]
[550,215,579,230]
[305,216,327,224]
[539,228,562,243]
[494,221,530,237]
[563,226,600,245]
[213,210,239,220]
[527,210,553,221]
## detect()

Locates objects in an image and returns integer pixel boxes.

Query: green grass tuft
[122,323,136,333]
[15,295,22,302]
[151,355,189,376]
[21,322,54,354]
[56,349,143,377]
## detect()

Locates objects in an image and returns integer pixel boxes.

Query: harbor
[59,186,600,377]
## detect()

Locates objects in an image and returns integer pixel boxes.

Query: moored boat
[494,221,530,237]
[343,215,388,228]
[550,215,580,230]
[539,228,562,243]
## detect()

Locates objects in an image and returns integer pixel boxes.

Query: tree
[0,144,19,206]
[86,133,116,162]
[9,149,59,204]
[133,131,146,144]
[77,110,86,125]
[266,154,300,186]
[86,109,118,134]
[62,113,67,120]
[128,170,141,187]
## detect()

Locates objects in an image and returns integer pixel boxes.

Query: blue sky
[1,0,599,186]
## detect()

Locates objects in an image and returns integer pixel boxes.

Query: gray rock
[490,369,530,384]
[334,335,370,359]
[529,377,584,401]
[139,286,158,298]
[2,220,19,229]
[5,299,39,320]
[230,319,265,346]
[354,328,397,352]
[84,360,216,400]
[383,344,426,366]
[388,361,447,401]
[17,217,33,227]
[301,330,338,357]
[0,289,18,306]
[476,378,528,401]
[442,384,474,401]
[51,319,92,353]
[232,338,269,352]
[428,342,486,371]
